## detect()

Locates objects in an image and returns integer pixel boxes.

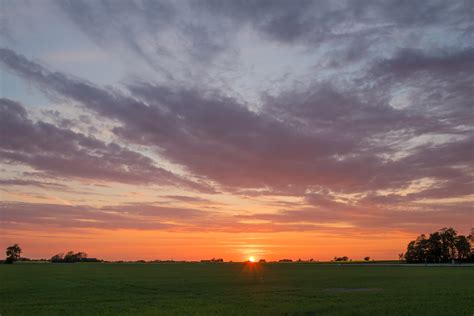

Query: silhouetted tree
[469,228,474,262]
[75,252,88,261]
[439,227,457,262]
[50,253,64,263]
[334,256,349,262]
[404,241,417,263]
[63,251,76,263]
[455,236,470,261]
[403,227,471,263]
[427,232,442,263]
[52,251,88,263]
[364,257,370,261]
[5,244,22,264]
[414,234,430,263]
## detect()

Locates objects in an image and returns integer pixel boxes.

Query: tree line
[3,245,100,264]
[4,228,473,264]
[404,227,473,263]
[50,251,100,263]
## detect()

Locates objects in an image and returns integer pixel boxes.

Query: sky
[0,0,473,261]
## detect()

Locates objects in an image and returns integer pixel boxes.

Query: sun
[248,256,255,262]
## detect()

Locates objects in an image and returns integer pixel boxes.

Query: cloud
[0,178,67,189]
[0,201,233,232]
[4,196,471,234]
[54,0,230,74]
[1,47,472,201]
[102,203,209,220]
[0,97,211,191]
[53,0,473,78]
[0,202,173,230]
[236,198,473,233]
[375,48,474,77]
[163,195,212,203]
[1,0,472,261]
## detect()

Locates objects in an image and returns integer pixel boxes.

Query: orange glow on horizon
[0,227,421,262]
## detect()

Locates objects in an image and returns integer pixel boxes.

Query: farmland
[0,263,473,315]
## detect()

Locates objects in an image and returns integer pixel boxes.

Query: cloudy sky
[1,0,473,261]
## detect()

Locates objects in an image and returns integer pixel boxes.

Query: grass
[0,263,473,315]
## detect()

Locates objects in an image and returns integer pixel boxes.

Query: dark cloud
[1,47,472,200]
[0,201,235,232]
[375,48,474,77]
[55,0,230,72]
[0,97,211,191]
[1,191,472,234]
[197,0,317,43]
[102,203,208,220]
[52,0,472,77]
[0,202,173,230]
[236,199,473,233]
[0,178,66,189]
[163,195,211,203]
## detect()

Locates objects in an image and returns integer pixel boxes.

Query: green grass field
[1,263,473,315]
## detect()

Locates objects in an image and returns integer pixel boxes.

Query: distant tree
[75,252,88,261]
[416,234,431,263]
[404,240,417,263]
[439,227,457,262]
[403,227,472,263]
[364,257,370,261]
[50,253,64,263]
[5,244,22,264]
[55,251,88,263]
[258,259,266,263]
[427,232,443,263]
[334,256,349,262]
[454,236,471,261]
[63,251,76,263]
[469,228,474,263]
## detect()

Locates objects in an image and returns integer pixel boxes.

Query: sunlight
[248,256,255,262]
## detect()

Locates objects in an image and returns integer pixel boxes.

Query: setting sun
[248,256,255,262]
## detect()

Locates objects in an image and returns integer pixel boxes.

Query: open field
[1,263,473,315]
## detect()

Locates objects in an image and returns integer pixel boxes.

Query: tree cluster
[51,251,89,263]
[333,256,350,262]
[404,227,473,263]
[200,258,224,263]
